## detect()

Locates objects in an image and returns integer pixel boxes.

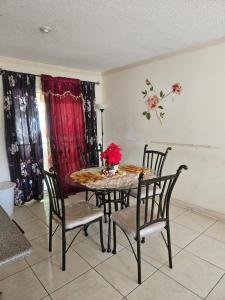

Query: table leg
[107,191,112,252]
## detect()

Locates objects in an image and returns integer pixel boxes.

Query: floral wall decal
[142,79,182,123]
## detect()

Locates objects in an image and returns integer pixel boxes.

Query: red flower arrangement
[142,79,182,123]
[101,143,122,166]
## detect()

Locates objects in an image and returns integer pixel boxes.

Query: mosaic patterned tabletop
[0,206,32,267]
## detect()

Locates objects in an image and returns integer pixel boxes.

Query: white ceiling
[1,0,225,72]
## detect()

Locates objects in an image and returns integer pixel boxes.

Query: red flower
[172,83,182,94]
[101,143,122,165]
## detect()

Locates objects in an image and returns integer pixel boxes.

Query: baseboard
[172,198,225,222]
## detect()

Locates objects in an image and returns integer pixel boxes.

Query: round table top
[66,166,154,191]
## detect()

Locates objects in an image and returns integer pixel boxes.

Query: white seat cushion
[112,205,166,238]
[53,201,103,230]
[130,185,161,199]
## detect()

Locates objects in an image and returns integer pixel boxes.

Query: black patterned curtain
[2,71,43,205]
[81,81,98,166]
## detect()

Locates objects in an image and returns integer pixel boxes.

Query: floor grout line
[172,219,217,235]
[0,263,30,283]
[157,269,204,299]
[123,269,158,298]
[204,273,225,300]
[204,232,225,245]
[94,267,126,298]
[47,267,93,296]
[29,265,50,298]
[183,248,225,273]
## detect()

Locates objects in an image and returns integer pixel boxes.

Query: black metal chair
[129,144,172,199]
[112,165,188,284]
[78,143,103,168]
[78,143,104,205]
[43,169,105,270]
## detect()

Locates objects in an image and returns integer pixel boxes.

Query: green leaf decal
[160,91,165,98]
[158,105,163,109]
[146,112,151,120]
[150,86,153,91]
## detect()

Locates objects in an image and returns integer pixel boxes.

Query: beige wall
[0,56,103,182]
[102,42,225,214]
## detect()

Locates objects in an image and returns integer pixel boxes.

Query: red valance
[41,75,82,98]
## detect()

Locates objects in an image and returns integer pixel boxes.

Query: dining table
[66,165,154,252]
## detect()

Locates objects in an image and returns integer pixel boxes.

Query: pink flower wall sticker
[142,79,182,124]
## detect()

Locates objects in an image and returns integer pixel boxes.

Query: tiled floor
[1,193,225,299]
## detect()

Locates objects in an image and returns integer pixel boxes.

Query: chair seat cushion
[130,185,161,199]
[112,205,166,238]
[53,201,103,230]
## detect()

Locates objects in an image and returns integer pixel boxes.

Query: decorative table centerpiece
[101,143,122,177]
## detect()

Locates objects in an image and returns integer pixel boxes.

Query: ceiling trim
[103,35,225,75]
[0,55,101,77]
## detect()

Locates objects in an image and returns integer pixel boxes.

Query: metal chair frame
[142,144,172,176]
[78,143,103,168]
[112,165,188,284]
[43,169,105,271]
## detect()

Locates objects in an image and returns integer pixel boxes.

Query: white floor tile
[25,234,62,266]
[51,269,122,300]
[170,204,188,219]
[161,250,224,298]
[186,234,225,270]
[206,275,225,300]
[173,211,216,232]
[0,259,29,281]
[74,233,123,267]
[140,235,181,268]
[205,221,225,244]
[95,248,156,296]
[127,271,201,300]
[0,268,47,300]
[169,221,200,248]
[12,206,37,225]
[22,219,49,241]
[32,249,91,293]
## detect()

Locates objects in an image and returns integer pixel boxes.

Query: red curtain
[41,75,86,195]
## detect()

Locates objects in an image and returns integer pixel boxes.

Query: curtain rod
[0,68,100,85]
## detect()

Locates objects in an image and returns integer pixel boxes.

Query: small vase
[108,164,119,176]
[102,164,119,177]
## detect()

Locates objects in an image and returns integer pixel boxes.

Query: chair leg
[114,201,118,212]
[96,194,99,207]
[99,218,106,252]
[137,234,142,284]
[166,224,173,269]
[103,202,107,223]
[112,221,117,254]
[62,226,66,271]
[83,225,88,236]
[49,214,52,252]
[100,193,107,223]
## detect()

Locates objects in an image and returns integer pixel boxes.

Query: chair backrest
[78,143,103,168]
[142,144,172,177]
[42,169,65,221]
[136,165,187,236]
